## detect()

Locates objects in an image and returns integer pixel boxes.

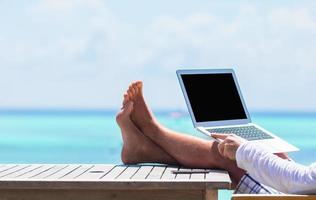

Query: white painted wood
[175,168,191,180]
[205,170,231,182]
[31,165,67,179]
[0,165,30,178]
[18,165,56,179]
[190,169,207,180]
[44,165,69,179]
[61,165,94,179]
[132,166,153,180]
[0,165,18,173]
[161,166,178,180]
[146,165,166,180]
[101,165,127,180]
[116,165,140,180]
[1,164,42,179]
[46,165,80,180]
[0,164,232,194]
[76,165,115,180]
[190,173,205,180]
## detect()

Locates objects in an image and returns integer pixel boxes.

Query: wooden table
[0,164,232,200]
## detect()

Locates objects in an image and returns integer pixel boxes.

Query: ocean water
[0,111,315,199]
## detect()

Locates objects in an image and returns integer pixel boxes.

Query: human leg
[116,96,178,165]
[126,81,245,185]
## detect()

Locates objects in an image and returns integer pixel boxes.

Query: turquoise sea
[0,111,315,199]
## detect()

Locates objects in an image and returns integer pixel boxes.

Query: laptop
[177,69,299,153]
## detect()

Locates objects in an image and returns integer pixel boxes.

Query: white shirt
[236,142,316,194]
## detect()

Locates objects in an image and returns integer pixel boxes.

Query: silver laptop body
[177,68,298,153]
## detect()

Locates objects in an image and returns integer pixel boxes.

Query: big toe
[136,81,143,93]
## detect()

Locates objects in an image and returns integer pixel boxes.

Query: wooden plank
[116,165,140,180]
[0,165,18,174]
[175,167,191,180]
[0,189,206,200]
[17,165,55,179]
[190,169,206,180]
[61,165,94,179]
[30,165,68,179]
[44,165,69,179]
[0,165,30,178]
[190,173,205,180]
[131,165,153,180]
[160,166,178,180]
[0,164,231,191]
[46,165,80,180]
[76,165,115,180]
[205,169,232,189]
[1,165,42,179]
[101,165,127,180]
[146,165,166,180]
[205,169,231,182]
[204,189,217,200]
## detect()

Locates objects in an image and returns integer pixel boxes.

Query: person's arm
[211,133,316,194]
[236,142,316,194]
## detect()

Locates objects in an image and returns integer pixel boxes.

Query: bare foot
[126,81,160,132]
[116,98,177,165]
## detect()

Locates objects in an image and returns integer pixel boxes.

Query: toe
[131,85,137,98]
[127,90,133,100]
[132,84,138,95]
[123,93,129,106]
[136,81,143,93]
[128,86,134,99]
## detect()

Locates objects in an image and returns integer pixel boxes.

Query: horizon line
[1,108,316,116]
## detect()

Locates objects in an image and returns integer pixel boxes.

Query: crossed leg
[116,98,178,165]
[116,81,245,186]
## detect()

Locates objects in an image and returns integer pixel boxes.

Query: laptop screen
[181,73,247,122]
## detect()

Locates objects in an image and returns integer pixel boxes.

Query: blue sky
[1,0,316,111]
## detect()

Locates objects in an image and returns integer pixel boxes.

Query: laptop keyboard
[206,125,273,141]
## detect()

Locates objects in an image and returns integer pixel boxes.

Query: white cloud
[31,0,102,13]
[269,8,316,32]
[1,2,316,111]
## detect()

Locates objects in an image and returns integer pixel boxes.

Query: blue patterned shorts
[234,173,283,194]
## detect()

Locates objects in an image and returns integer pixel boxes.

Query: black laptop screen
[181,73,247,122]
